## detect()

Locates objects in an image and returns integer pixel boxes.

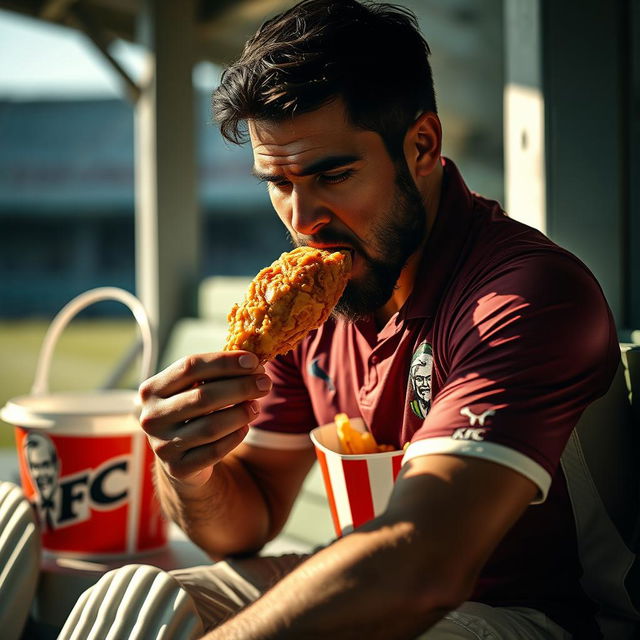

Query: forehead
[249,99,381,171]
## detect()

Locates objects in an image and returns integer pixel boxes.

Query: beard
[291,160,427,321]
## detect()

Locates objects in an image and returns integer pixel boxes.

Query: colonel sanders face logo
[409,342,433,419]
[23,432,59,530]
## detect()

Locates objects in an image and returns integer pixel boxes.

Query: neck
[374,160,443,328]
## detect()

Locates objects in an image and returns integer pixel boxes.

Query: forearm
[154,455,271,558]
[203,520,464,640]
[201,454,530,639]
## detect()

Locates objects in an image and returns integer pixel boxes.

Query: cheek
[268,190,291,224]
[335,182,393,230]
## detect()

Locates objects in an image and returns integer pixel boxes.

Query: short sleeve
[403,252,618,502]
[243,349,316,450]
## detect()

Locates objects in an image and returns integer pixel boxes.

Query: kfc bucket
[0,288,167,559]
[310,418,404,536]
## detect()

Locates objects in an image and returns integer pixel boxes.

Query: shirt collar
[401,157,475,321]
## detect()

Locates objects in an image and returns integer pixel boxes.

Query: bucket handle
[31,287,157,396]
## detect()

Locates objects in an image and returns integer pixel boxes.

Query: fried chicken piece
[224,247,352,362]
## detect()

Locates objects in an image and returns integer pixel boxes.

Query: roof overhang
[0,0,297,65]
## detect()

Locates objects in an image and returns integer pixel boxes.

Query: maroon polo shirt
[246,158,618,637]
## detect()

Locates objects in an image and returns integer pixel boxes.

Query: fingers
[140,372,271,433]
[139,351,263,400]
[178,427,250,479]
[137,351,271,483]
[149,400,259,457]
[149,402,258,481]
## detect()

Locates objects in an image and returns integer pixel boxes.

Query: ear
[403,112,442,178]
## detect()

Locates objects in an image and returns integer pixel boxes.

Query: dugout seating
[565,344,640,638]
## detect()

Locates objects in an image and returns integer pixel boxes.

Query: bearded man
[61,1,621,638]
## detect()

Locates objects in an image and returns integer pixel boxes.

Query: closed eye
[320,169,354,185]
[271,177,292,188]
[259,176,292,190]
[255,168,355,190]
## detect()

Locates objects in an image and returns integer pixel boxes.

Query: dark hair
[213,0,437,159]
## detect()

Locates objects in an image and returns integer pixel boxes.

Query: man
[76,1,619,638]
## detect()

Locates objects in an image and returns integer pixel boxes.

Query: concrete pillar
[504,0,632,328]
[135,0,200,357]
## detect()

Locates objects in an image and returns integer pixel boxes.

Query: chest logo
[308,357,335,391]
[460,406,495,427]
[409,342,433,419]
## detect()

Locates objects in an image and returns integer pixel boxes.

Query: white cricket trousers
[170,554,572,639]
[59,554,573,639]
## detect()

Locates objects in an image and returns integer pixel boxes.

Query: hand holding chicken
[138,247,350,490]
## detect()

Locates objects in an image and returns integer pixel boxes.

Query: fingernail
[239,353,258,369]
[256,375,271,391]
[249,400,260,415]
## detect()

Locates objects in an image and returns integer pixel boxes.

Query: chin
[334,282,394,321]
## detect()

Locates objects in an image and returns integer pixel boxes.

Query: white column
[503,0,545,233]
[135,0,200,356]
[503,0,628,326]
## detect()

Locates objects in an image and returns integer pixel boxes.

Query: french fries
[335,413,396,454]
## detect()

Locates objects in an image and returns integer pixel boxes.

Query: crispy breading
[224,247,351,362]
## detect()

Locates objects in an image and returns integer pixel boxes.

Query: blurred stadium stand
[0,93,290,316]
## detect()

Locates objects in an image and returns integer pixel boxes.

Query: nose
[290,187,331,236]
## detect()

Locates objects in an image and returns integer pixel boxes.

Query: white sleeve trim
[244,427,313,450]
[402,438,552,504]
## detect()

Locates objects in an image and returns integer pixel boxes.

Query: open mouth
[336,247,355,259]
[301,243,357,275]
[336,248,357,277]
[329,247,356,270]
[319,245,354,257]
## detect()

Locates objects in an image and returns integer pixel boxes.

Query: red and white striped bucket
[1,288,167,559]
[310,419,404,536]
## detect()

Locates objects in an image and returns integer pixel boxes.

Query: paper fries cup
[310,419,404,536]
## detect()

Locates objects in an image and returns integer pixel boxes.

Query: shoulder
[482,249,609,331]
[436,225,618,390]
[447,210,612,336]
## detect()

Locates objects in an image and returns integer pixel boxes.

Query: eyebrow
[252,154,361,182]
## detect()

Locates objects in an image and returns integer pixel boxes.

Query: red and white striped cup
[310,419,404,536]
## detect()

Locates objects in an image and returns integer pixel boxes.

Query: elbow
[411,567,477,622]
[178,520,269,561]
[202,531,269,561]
[358,517,479,623]
[194,536,267,563]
